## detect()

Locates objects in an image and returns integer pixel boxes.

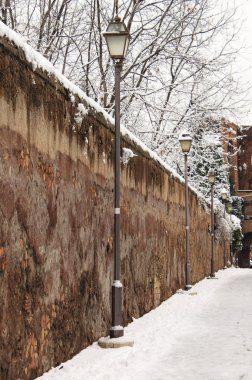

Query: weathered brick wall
[0,36,227,380]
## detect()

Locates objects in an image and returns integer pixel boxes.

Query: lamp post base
[110,326,124,338]
[210,258,215,278]
[176,288,197,295]
[98,336,134,349]
[185,284,192,291]
[111,283,123,338]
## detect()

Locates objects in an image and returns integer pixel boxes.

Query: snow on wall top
[0,21,208,207]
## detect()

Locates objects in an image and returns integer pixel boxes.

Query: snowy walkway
[36,268,252,380]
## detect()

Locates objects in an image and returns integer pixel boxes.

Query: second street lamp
[208,170,215,277]
[227,202,233,265]
[179,132,192,290]
[102,15,130,339]
[220,188,228,269]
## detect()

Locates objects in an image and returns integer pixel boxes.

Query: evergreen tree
[187,118,230,199]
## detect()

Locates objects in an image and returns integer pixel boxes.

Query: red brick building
[221,119,252,266]
[221,119,239,191]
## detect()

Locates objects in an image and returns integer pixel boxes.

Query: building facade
[222,120,252,267]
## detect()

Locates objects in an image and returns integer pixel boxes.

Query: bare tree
[2,0,247,195]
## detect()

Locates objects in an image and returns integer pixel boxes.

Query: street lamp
[208,170,215,277]
[220,188,228,201]
[220,188,228,269]
[227,202,233,214]
[227,202,233,265]
[227,202,232,214]
[179,132,192,290]
[102,16,130,339]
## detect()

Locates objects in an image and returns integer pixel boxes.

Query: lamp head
[179,132,192,153]
[208,170,215,184]
[220,188,228,201]
[102,16,130,60]
[227,202,232,213]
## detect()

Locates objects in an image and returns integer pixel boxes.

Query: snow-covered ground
[36,268,252,380]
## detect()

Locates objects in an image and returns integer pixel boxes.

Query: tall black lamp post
[102,15,130,339]
[208,170,215,277]
[179,132,192,290]
[220,188,228,269]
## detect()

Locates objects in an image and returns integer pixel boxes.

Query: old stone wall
[0,36,227,380]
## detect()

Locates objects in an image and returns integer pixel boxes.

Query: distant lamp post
[220,188,228,201]
[102,15,130,340]
[227,202,232,214]
[220,188,228,269]
[179,132,192,290]
[208,170,215,277]
[227,202,233,265]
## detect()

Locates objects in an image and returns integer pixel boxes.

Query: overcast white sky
[233,0,252,124]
